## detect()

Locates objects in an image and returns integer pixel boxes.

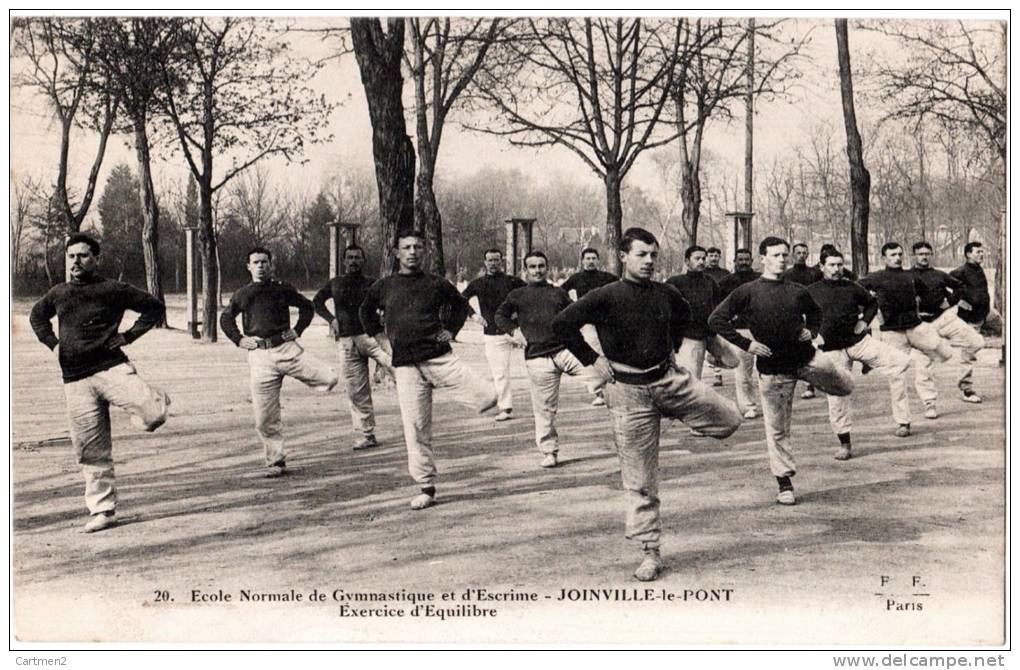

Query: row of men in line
[29,230,991,582]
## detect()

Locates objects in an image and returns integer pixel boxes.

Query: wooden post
[339,222,361,275]
[328,221,342,279]
[504,218,536,276]
[185,226,201,339]
[725,211,754,261]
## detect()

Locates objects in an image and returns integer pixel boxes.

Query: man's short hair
[793,242,808,252]
[524,250,548,265]
[964,241,983,255]
[620,227,659,253]
[484,248,503,258]
[706,246,722,255]
[819,243,837,255]
[758,236,789,256]
[580,247,599,258]
[344,244,365,257]
[735,247,752,258]
[685,245,707,260]
[881,242,902,256]
[821,249,844,262]
[912,241,933,253]
[395,230,425,246]
[66,233,101,255]
[247,246,272,262]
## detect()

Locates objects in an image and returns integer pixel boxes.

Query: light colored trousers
[676,335,741,381]
[337,334,393,439]
[63,363,169,514]
[825,335,912,434]
[393,351,497,486]
[483,334,515,411]
[604,365,742,549]
[524,349,592,455]
[734,329,759,413]
[912,308,984,403]
[759,351,854,477]
[249,340,338,466]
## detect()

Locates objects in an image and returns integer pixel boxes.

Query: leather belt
[254,332,289,349]
[610,358,672,385]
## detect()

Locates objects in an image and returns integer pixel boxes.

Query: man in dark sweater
[666,245,740,389]
[709,236,853,506]
[30,234,170,533]
[859,243,958,424]
[360,232,498,510]
[718,249,762,418]
[462,248,526,422]
[314,245,394,452]
[553,228,741,582]
[562,246,617,407]
[950,241,991,326]
[495,251,594,468]
[222,247,339,478]
[783,243,824,399]
[704,246,730,283]
[911,242,984,408]
[815,244,857,280]
[808,250,911,459]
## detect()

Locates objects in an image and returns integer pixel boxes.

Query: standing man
[816,244,857,280]
[950,242,991,329]
[783,243,824,399]
[313,245,395,452]
[222,247,339,478]
[859,243,959,424]
[562,246,617,406]
[704,246,730,283]
[911,241,984,407]
[495,251,593,468]
[666,245,740,382]
[553,228,742,582]
[30,233,170,533]
[360,232,498,510]
[709,237,853,506]
[808,250,912,459]
[718,248,762,418]
[462,248,526,422]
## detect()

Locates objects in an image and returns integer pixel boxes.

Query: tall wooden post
[339,222,361,275]
[504,218,536,276]
[726,211,754,261]
[327,221,342,279]
[185,225,201,339]
[744,18,755,227]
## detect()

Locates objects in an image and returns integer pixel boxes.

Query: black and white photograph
[8,10,1009,654]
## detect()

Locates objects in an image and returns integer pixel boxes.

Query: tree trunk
[351,18,416,275]
[835,19,871,276]
[414,166,445,276]
[134,117,167,327]
[199,177,219,342]
[604,170,624,274]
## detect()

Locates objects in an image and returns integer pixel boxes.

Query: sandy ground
[10,297,1006,645]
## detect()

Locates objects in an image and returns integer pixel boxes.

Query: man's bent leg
[97,363,169,432]
[734,329,759,414]
[850,336,912,426]
[936,312,984,392]
[676,337,707,381]
[706,335,742,370]
[797,351,854,397]
[652,366,741,438]
[824,350,854,435]
[421,351,497,413]
[277,341,338,392]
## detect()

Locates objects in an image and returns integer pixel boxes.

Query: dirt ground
[10,296,1006,646]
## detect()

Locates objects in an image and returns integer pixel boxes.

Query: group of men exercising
[30,228,992,582]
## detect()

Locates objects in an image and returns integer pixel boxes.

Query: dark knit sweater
[552,278,690,368]
[949,262,991,324]
[360,271,470,367]
[858,268,922,331]
[709,277,821,375]
[30,275,165,383]
[495,282,580,359]
[462,273,526,335]
[221,280,315,346]
[666,271,722,340]
[783,263,823,287]
[313,273,376,338]
[911,267,962,322]
[704,266,731,283]
[717,269,762,329]
[807,279,879,351]
[561,269,618,299]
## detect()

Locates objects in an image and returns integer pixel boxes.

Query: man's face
[66,242,98,281]
[345,249,365,274]
[484,252,504,275]
[396,236,424,271]
[822,255,845,280]
[760,243,789,276]
[581,252,599,271]
[734,251,753,272]
[686,250,707,272]
[247,252,272,282]
[524,256,548,284]
[967,246,986,265]
[706,250,721,268]
[912,247,933,269]
[793,246,808,265]
[883,246,904,269]
[619,240,657,281]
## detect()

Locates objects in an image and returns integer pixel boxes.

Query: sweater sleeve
[665,284,692,352]
[441,278,471,338]
[313,283,334,323]
[800,288,822,337]
[708,289,752,351]
[117,283,165,344]
[287,286,315,335]
[856,283,879,324]
[551,291,603,366]
[29,291,59,350]
[493,292,518,336]
[359,280,384,337]
[942,271,963,306]
[220,292,245,346]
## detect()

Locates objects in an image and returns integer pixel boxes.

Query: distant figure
[949,241,991,328]
[561,246,617,407]
[30,233,170,533]
[462,248,526,422]
[703,246,730,284]
[782,242,824,399]
[717,248,762,418]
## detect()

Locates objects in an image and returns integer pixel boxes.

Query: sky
[8,12,1007,232]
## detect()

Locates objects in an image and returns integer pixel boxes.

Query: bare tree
[227,164,287,248]
[11,18,119,237]
[835,19,872,276]
[159,17,334,342]
[471,18,682,272]
[10,175,40,281]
